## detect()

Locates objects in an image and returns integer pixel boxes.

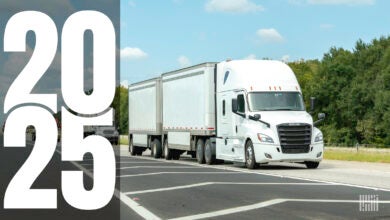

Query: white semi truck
[128,60,325,169]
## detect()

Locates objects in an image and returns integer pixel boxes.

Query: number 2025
[3,11,116,210]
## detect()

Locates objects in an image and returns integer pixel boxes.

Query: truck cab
[215,60,324,169]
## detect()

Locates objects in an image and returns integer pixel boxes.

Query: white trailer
[129,60,325,169]
[161,63,216,160]
[128,78,163,157]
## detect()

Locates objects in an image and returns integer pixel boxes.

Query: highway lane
[110,147,390,220]
[1,133,389,220]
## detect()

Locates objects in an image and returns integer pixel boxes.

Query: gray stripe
[162,71,204,83]
[129,84,156,92]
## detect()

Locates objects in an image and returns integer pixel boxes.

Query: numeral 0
[3,11,116,210]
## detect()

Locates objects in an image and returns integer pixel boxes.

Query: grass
[324,148,390,163]
[119,135,129,145]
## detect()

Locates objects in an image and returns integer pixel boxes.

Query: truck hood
[255,111,313,127]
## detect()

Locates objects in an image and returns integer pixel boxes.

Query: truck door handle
[235,126,238,133]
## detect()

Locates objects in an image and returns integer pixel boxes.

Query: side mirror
[249,114,261,121]
[310,97,316,112]
[232,99,238,113]
[314,113,326,126]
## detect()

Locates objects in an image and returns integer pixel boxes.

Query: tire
[204,139,215,165]
[129,138,137,156]
[196,139,205,164]
[152,139,162,158]
[305,161,320,169]
[245,140,258,169]
[163,140,172,160]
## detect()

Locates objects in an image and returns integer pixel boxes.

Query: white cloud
[120,47,148,60]
[256,28,284,43]
[205,0,264,13]
[292,0,375,5]
[244,54,257,60]
[281,55,290,63]
[177,56,191,68]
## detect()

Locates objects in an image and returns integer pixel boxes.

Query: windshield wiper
[272,108,296,111]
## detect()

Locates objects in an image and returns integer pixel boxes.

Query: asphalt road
[1,134,389,220]
[0,134,138,220]
[112,147,390,220]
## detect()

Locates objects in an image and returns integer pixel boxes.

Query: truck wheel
[245,140,258,169]
[305,161,320,169]
[163,140,172,160]
[204,139,215,165]
[152,139,162,158]
[196,139,205,164]
[129,139,137,156]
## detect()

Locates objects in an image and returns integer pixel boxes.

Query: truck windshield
[248,92,305,111]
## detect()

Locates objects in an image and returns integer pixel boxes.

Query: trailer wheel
[163,140,172,160]
[196,139,205,164]
[245,140,258,169]
[152,139,162,158]
[305,161,320,169]
[129,138,137,156]
[204,139,215,165]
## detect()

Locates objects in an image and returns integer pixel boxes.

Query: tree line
[290,36,390,147]
[115,36,390,147]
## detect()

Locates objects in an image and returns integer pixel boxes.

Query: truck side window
[237,94,245,113]
[222,100,226,116]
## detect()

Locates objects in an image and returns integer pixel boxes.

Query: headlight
[315,133,323,142]
[257,133,274,143]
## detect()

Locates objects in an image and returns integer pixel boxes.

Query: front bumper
[253,142,323,163]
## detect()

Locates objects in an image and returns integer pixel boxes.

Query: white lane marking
[118,166,203,170]
[170,198,390,220]
[124,182,333,195]
[128,155,390,192]
[118,171,240,178]
[114,190,161,220]
[125,182,214,195]
[55,150,161,220]
[169,199,286,220]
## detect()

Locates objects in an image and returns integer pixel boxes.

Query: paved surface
[112,146,390,220]
[0,135,135,220]
[2,133,390,220]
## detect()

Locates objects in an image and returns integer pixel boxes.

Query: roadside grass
[324,148,390,163]
[119,135,128,146]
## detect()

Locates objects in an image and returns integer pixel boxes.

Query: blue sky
[121,0,389,85]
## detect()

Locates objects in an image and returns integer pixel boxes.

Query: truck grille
[277,124,311,154]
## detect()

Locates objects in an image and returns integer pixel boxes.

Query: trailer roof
[161,62,218,77]
[129,77,160,88]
